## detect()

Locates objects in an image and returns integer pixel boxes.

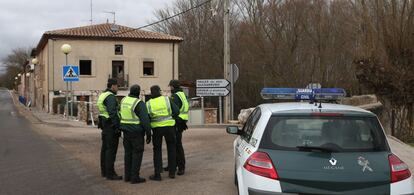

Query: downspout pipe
[172,42,175,79]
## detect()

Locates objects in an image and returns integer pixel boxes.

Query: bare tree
[354,0,414,140]
[152,0,414,140]
[0,48,31,89]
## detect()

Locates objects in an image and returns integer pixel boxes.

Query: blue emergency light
[261,88,346,101]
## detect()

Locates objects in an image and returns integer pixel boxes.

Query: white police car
[227,88,414,195]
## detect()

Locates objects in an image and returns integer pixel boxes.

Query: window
[79,60,92,75]
[260,116,388,152]
[143,61,154,76]
[115,44,123,55]
[241,108,261,142]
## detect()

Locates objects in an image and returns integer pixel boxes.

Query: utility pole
[223,0,231,122]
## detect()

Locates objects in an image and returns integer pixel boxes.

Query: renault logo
[324,157,344,170]
[329,157,337,166]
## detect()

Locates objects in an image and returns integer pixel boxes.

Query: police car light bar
[261,88,346,101]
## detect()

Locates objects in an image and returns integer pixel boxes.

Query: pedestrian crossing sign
[63,65,80,82]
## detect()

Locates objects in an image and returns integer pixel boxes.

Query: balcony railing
[108,74,129,90]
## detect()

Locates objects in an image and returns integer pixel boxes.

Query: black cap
[107,78,118,88]
[130,85,140,96]
[169,79,180,89]
[108,78,118,86]
[150,85,161,98]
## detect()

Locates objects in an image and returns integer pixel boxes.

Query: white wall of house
[36,38,179,112]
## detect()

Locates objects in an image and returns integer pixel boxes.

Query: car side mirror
[226,126,241,135]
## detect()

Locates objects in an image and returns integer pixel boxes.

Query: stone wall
[77,102,88,122]
[238,108,255,125]
[204,108,217,124]
[91,91,100,123]
[340,95,378,106]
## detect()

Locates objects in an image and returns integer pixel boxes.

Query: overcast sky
[0,0,171,72]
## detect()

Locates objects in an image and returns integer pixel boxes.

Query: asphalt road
[3,88,413,195]
[32,123,239,195]
[0,89,113,195]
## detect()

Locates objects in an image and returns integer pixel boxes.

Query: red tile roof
[36,23,183,51]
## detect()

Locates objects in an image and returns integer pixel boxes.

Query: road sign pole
[223,0,231,123]
[201,97,205,125]
[230,64,234,120]
[65,54,69,120]
[66,82,69,119]
[70,81,73,119]
[219,96,223,124]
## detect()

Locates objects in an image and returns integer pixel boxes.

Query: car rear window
[260,116,389,152]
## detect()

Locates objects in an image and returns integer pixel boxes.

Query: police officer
[146,85,179,181]
[97,78,122,180]
[119,85,152,184]
[164,80,188,175]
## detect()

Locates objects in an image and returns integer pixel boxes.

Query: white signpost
[196,79,231,124]
[196,79,230,88]
[196,88,230,97]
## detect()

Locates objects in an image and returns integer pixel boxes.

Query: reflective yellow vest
[146,96,176,128]
[119,96,141,125]
[175,91,189,120]
[97,91,113,119]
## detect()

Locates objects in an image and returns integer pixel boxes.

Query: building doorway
[112,61,126,88]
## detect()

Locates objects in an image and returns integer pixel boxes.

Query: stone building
[33,22,182,115]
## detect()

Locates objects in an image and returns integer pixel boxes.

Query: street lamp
[61,44,72,119]
[26,73,30,77]
[14,77,18,90]
[61,44,72,54]
[32,58,39,66]
[18,73,21,77]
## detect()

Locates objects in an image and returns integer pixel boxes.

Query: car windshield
[260,115,388,152]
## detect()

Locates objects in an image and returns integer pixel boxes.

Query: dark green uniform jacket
[171,93,182,111]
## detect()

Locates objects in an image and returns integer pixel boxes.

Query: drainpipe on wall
[172,43,175,79]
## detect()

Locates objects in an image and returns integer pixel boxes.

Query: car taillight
[243,151,279,180]
[388,154,411,183]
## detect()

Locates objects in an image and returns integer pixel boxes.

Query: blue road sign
[63,65,79,82]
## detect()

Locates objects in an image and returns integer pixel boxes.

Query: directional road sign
[63,65,79,82]
[196,79,230,88]
[196,88,230,97]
